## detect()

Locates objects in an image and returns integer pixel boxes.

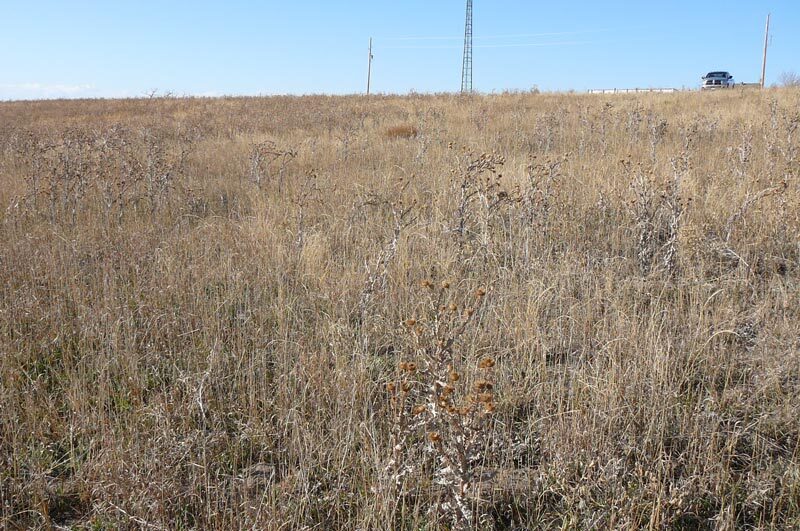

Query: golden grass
[1,89,799,529]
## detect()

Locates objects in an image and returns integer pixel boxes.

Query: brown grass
[1,89,799,529]
[385,124,419,139]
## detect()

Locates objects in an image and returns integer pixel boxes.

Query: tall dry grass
[1,89,799,529]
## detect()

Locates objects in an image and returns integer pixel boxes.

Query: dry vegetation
[1,89,799,529]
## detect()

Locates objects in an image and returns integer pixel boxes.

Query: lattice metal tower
[461,0,473,93]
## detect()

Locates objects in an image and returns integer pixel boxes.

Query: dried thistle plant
[449,148,511,266]
[9,125,196,226]
[382,281,496,529]
[291,168,323,251]
[355,192,416,339]
[626,159,659,275]
[721,183,785,266]
[661,133,692,276]
[521,153,566,229]
[648,113,669,166]
[625,145,690,278]
[248,140,297,191]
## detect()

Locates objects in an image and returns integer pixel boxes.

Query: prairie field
[1,89,799,529]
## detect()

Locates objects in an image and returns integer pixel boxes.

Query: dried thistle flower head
[412,405,426,416]
[474,380,493,392]
[386,382,396,393]
[478,357,495,369]
[400,362,417,373]
[405,318,417,327]
[428,432,441,443]
[448,303,458,312]
[441,280,451,289]
[475,288,487,298]
[421,279,434,289]
[449,371,460,382]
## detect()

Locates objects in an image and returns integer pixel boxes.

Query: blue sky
[1,1,798,100]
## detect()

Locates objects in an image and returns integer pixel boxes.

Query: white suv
[702,71,735,89]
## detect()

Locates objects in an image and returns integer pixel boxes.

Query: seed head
[478,393,494,403]
[478,357,495,369]
[428,432,441,443]
[405,318,417,327]
[475,288,487,298]
[475,380,493,392]
[400,362,417,373]
[412,405,426,416]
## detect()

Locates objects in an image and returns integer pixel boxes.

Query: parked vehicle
[702,71,735,89]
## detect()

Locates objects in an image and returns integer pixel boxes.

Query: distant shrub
[779,71,800,87]
[385,124,418,139]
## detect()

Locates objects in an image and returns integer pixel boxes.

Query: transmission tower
[461,0,473,93]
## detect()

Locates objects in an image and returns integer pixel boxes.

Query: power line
[384,28,614,42]
[385,40,595,50]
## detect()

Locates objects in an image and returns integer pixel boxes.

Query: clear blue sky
[1,1,798,100]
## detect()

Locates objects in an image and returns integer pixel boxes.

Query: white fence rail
[587,88,679,94]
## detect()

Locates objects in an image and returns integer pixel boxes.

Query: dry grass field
[1,89,799,529]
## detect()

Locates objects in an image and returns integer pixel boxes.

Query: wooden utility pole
[367,38,374,95]
[761,14,770,89]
